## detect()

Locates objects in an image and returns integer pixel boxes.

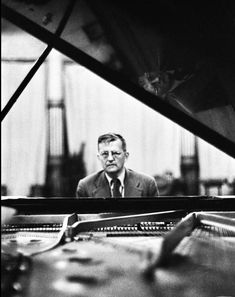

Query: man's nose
[107,152,114,161]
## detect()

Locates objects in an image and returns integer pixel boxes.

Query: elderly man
[76,133,159,198]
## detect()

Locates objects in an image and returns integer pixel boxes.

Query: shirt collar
[105,168,125,187]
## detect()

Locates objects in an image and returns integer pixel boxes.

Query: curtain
[1,62,47,196]
[198,138,235,180]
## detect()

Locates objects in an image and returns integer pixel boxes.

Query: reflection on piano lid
[1,0,235,157]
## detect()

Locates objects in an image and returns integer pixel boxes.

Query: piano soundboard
[2,207,235,297]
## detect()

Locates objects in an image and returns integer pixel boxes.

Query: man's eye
[100,151,122,158]
[113,152,121,156]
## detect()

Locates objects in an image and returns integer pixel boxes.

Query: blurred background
[2,20,235,197]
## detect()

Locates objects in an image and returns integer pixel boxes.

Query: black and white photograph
[2,1,235,296]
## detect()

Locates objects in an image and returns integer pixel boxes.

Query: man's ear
[97,153,101,161]
[125,152,129,159]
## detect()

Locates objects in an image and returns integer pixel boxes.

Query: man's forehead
[99,139,122,149]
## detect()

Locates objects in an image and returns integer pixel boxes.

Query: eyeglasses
[99,151,123,159]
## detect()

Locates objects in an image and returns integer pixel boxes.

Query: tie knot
[112,178,121,186]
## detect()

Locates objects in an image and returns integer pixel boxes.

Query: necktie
[112,178,122,198]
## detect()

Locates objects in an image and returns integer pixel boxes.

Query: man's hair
[98,133,127,151]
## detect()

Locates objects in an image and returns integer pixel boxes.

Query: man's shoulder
[126,168,155,182]
[126,168,159,196]
[79,170,104,184]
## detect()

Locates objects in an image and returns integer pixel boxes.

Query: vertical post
[180,130,200,195]
[45,50,66,197]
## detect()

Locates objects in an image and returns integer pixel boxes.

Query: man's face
[97,139,129,177]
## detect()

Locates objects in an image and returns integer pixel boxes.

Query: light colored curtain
[1,62,47,195]
[198,138,235,180]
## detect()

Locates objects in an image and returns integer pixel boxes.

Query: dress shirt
[105,169,125,197]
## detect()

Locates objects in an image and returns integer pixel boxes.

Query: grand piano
[1,1,235,296]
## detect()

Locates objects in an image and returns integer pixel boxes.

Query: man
[76,133,159,198]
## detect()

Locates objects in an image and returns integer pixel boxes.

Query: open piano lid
[2,0,235,158]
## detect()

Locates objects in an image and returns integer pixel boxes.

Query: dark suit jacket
[76,168,159,198]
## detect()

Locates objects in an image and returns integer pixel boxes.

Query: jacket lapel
[92,171,111,198]
[124,169,143,197]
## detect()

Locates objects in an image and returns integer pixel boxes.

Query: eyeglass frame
[98,150,125,159]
